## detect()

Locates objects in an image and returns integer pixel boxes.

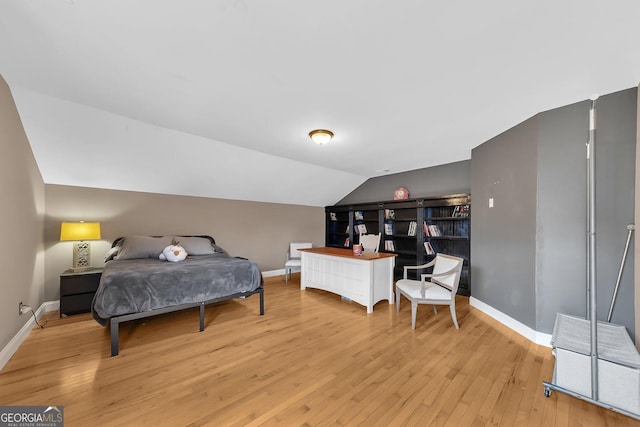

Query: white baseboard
[0,300,59,372]
[470,297,552,347]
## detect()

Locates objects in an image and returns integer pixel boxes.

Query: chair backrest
[289,242,312,258]
[359,233,381,252]
[431,253,464,292]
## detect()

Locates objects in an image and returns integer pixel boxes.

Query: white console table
[299,247,397,313]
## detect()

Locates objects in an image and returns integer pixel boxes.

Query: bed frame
[104,235,264,356]
[109,286,264,356]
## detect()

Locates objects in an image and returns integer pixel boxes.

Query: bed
[92,235,264,356]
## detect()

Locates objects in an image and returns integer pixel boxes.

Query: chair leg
[396,289,401,312]
[449,302,459,329]
[411,301,417,330]
[432,305,438,314]
[285,268,289,284]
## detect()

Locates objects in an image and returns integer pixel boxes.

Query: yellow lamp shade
[60,222,101,241]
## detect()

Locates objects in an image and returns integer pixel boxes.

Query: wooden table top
[298,247,397,260]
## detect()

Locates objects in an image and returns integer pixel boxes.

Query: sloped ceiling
[1,1,639,206]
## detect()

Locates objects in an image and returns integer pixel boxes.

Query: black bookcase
[326,205,351,248]
[381,200,419,280]
[325,194,471,296]
[422,194,471,296]
[353,205,381,246]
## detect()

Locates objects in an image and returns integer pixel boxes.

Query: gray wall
[0,75,45,350]
[337,160,470,204]
[535,100,589,333]
[591,90,636,327]
[472,88,637,335]
[471,116,539,329]
[44,185,325,301]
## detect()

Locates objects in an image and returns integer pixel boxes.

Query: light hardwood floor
[1,276,638,426]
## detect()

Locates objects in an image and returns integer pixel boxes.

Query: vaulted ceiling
[1,1,639,206]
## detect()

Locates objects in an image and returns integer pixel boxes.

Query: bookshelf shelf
[325,194,471,295]
[428,236,468,240]
[428,217,468,221]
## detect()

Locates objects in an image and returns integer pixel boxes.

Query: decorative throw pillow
[159,242,188,262]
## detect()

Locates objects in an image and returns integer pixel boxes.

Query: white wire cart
[541,96,640,420]
[543,314,640,418]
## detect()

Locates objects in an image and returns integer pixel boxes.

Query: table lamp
[60,221,101,271]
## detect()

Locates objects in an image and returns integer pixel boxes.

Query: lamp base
[72,242,92,270]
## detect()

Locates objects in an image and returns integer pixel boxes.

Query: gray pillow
[117,236,173,260]
[174,236,216,255]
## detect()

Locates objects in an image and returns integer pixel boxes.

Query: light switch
[489,198,494,208]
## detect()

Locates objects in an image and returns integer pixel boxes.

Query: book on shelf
[356,224,367,234]
[428,224,441,237]
[385,240,396,252]
[424,241,435,255]
[355,211,364,220]
[384,209,395,220]
[452,205,470,218]
[408,220,417,236]
[345,225,350,233]
[344,237,350,247]
[423,223,441,237]
[384,222,393,235]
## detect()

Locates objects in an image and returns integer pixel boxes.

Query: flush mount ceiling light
[309,129,334,145]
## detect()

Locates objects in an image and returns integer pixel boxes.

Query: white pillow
[104,246,119,262]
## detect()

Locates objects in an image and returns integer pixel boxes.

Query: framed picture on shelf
[393,187,409,200]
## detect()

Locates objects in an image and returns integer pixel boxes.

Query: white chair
[284,242,312,283]
[359,233,381,253]
[395,253,464,329]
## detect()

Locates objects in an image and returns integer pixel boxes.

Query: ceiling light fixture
[309,129,334,145]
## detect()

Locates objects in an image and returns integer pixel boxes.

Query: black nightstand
[59,268,103,317]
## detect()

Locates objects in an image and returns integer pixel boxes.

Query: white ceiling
[1,1,639,206]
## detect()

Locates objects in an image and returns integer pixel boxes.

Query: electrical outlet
[19,302,31,315]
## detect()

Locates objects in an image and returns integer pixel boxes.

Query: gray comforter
[92,254,262,325]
